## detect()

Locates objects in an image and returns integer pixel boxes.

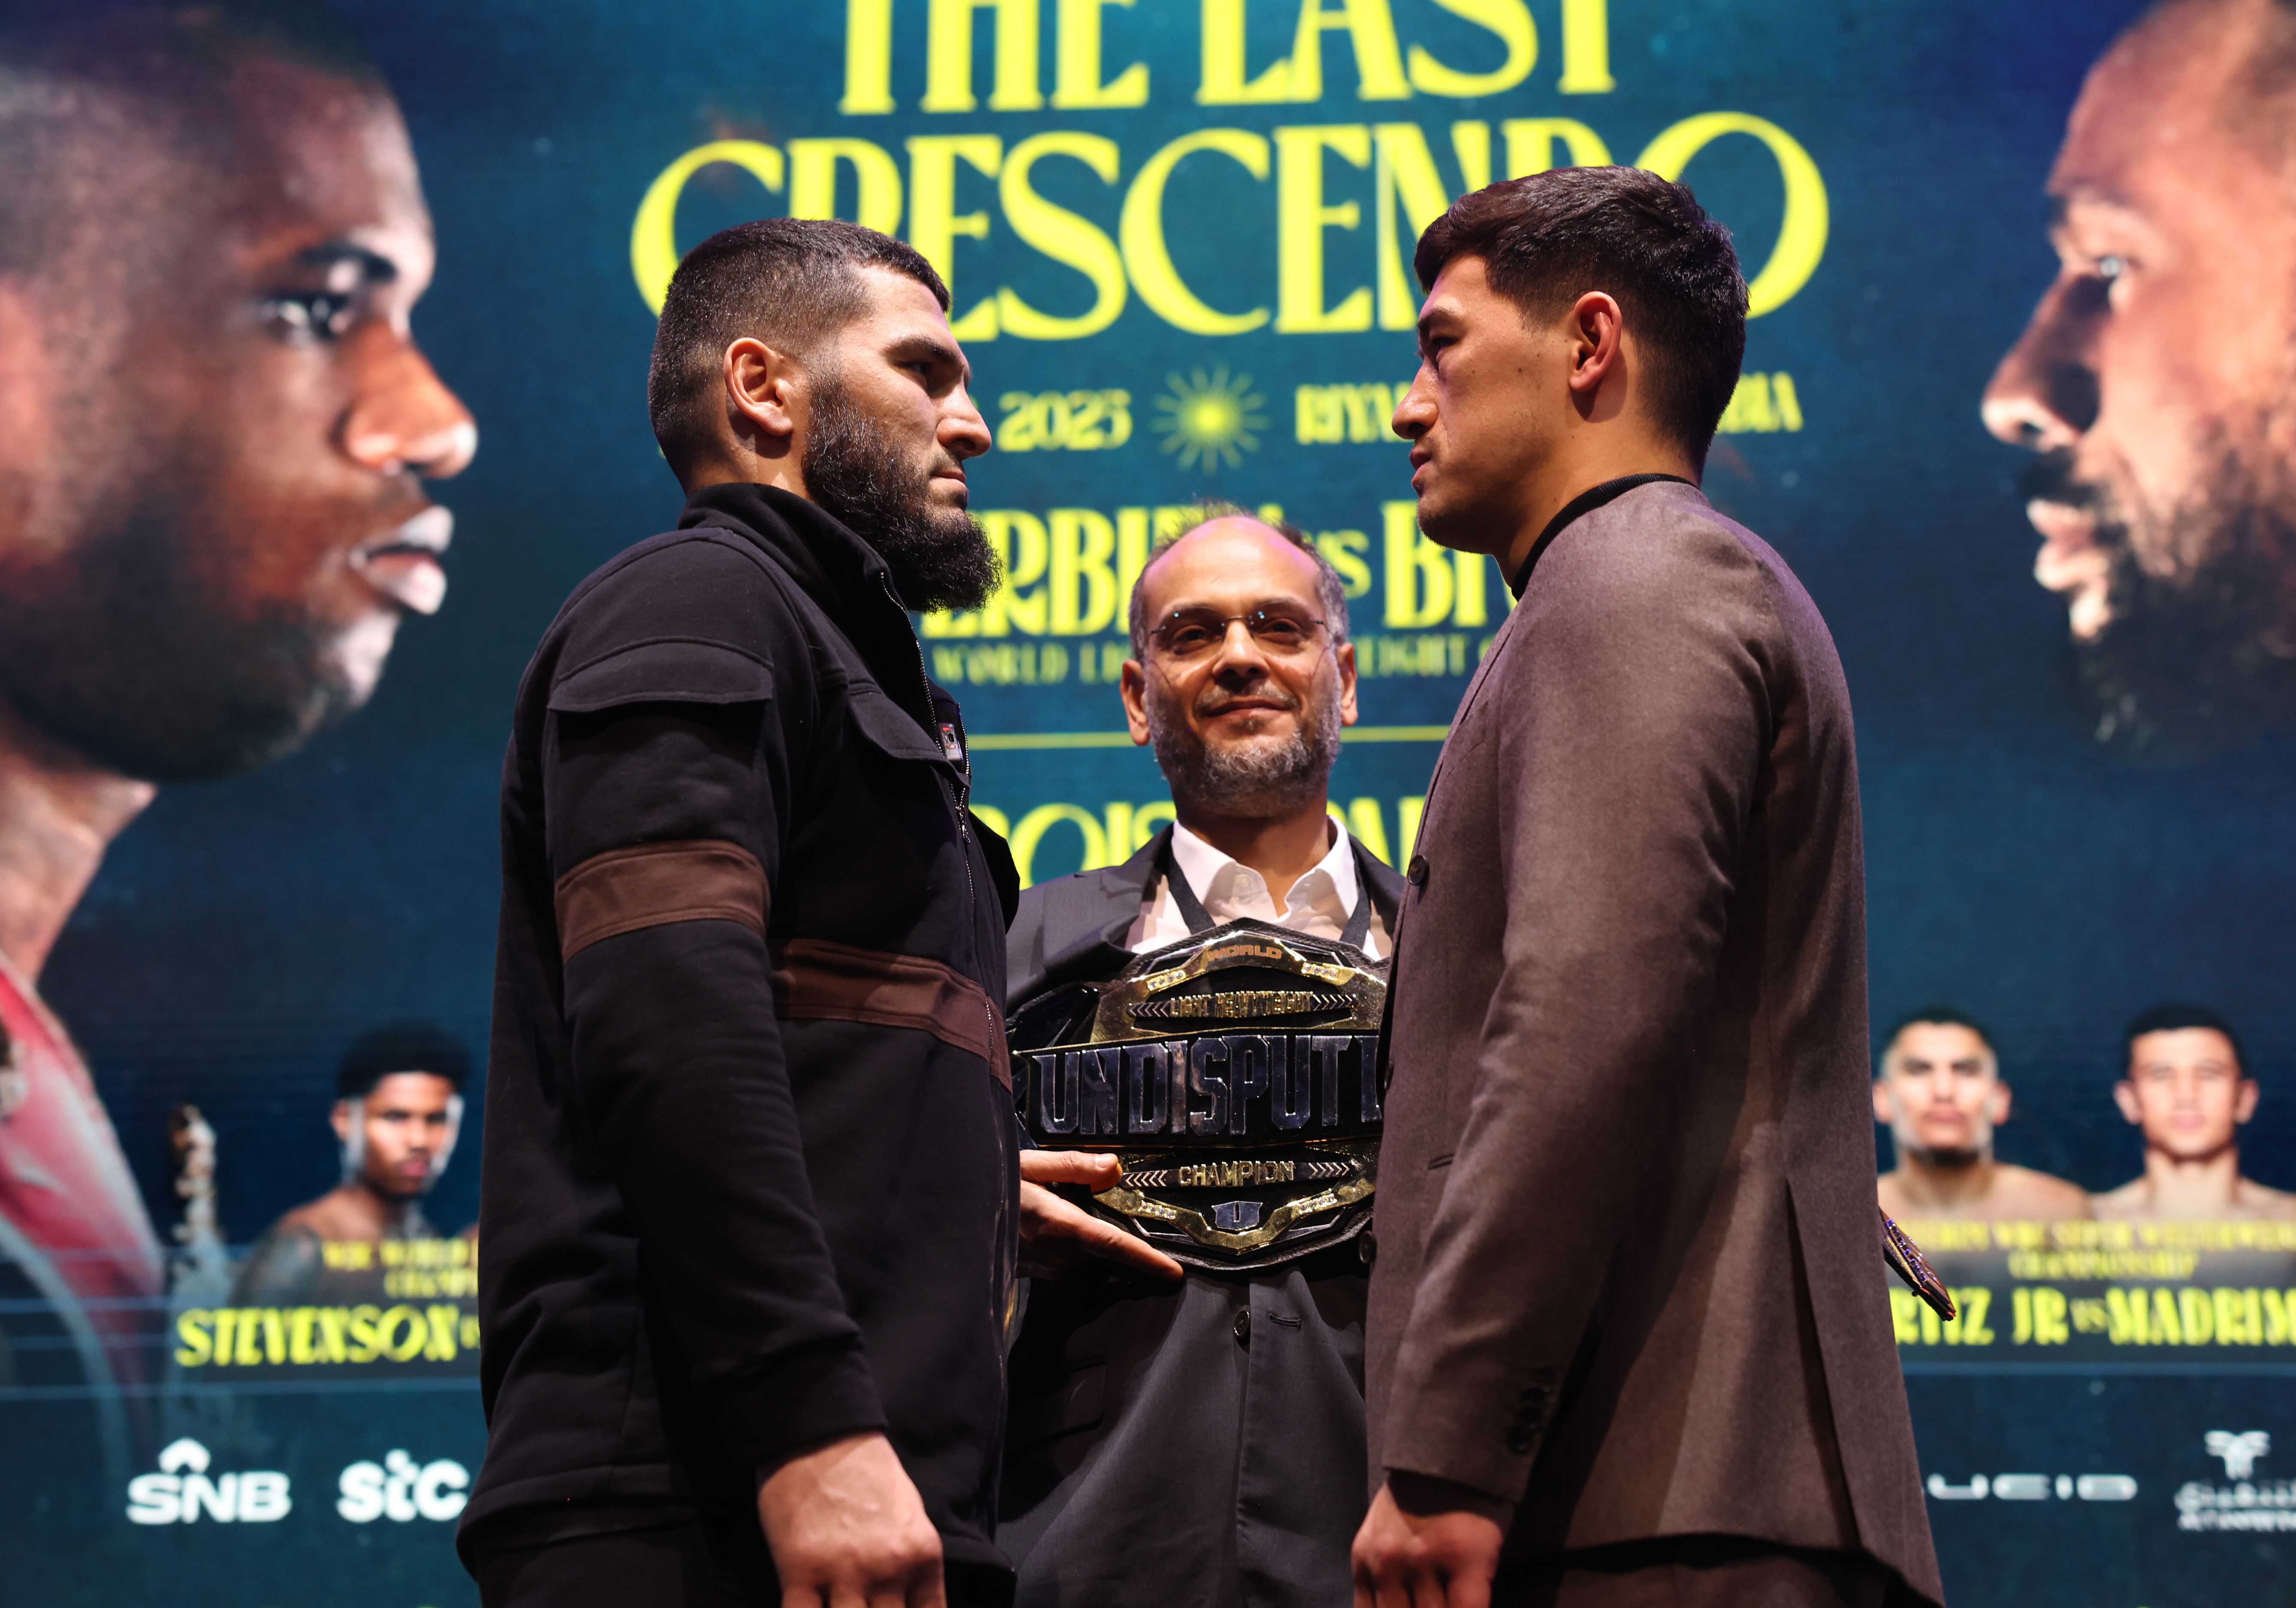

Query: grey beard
[1146,681,1344,818]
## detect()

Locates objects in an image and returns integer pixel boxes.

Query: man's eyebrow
[2046,186,2146,233]
[291,240,401,285]
[890,332,971,386]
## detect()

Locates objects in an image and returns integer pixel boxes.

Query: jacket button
[1233,1309,1252,1347]
[1406,854,1428,887]
[1359,1232,1379,1267]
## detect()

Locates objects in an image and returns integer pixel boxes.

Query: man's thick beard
[2039,447,2296,760]
[0,497,359,783]
[1146,675,1345,819]
[803,379,1000,614]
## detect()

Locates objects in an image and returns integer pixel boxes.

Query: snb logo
[2205,1430,2270,1480]
[336,1450,470,1523]
[124,1439,291,1526]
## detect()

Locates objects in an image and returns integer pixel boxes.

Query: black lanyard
[1155,832,1375,952]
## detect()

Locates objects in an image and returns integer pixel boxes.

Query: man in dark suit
[1353,168,1942,1607]
[1001,509,1406,1608]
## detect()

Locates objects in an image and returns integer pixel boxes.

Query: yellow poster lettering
[1274,124,1373,333]
[998,133,1128,339]
[1286,0,1412,102]
[842,0,898,113]
[905,134,1004,339]
[1406,0,1534,98]
[175,1310,214,1367]
[1372,123,1479,329]
[1050,509,1121,633]
[1557,0,1613,93]
[1054,0,1150,107]
[1012,803,1108,885]
[1121,129,1272,334]
[1503,116,1609,176]
[1635,112,1826,317]
[629,140,786,315]
[1198,0,1295,103]
[924,0,1044,112]
[788,138,904,234]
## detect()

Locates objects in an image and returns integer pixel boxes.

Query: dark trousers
[475,1518,1015,1608]
[1494,1536,1923,1608]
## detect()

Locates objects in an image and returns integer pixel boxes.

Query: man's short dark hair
[646,218,951,478]
[1125,503,1351,658]
[1881,1005,1997,1063]
[337,1023,470,1100]
[2124,1003,2248,1077]
[0,1,381,279]
[1413,166,1748,471]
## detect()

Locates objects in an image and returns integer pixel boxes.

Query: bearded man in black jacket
[463,218,1019,1608]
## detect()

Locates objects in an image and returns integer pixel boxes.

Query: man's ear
[2235,1078,2261,1127]
[1564,291,1626,400]
[330,1099,354,1145]
[1988,1080,2012,1125]
[1872,1080,1895,1125]
[723,337,807,461]
[2113,1081,2142,1127]
[1335,639,1359,726]
[1119,658,1153,746]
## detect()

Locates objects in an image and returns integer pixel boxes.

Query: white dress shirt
[1125,820,1391,958]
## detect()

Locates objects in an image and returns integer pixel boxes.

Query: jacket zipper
[883,575,1000,1056]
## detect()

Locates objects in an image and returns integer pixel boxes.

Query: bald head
[1128,511,1349,658]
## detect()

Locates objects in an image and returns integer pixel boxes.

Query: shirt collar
[1509,472,1698,599]
[1168,819,1360,915]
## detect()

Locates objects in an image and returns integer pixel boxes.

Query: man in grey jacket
[1352,168,1942,1607]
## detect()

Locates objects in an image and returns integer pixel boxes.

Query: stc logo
[336,1450,470,1523]
[2205,1430,2271,1480]
[125,1439,292,1525]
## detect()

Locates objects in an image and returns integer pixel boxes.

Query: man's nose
[1392,368,1434,440]
[1981,283,2099,452]
[342,333,478,479]
[942,383,993,461]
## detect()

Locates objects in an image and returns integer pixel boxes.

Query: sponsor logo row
[124,1440,469,1527]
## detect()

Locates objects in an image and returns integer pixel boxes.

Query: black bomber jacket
[462,483,1020,1574]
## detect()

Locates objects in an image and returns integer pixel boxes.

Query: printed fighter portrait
[0,0,473,1424]
[1986,0,2296,755]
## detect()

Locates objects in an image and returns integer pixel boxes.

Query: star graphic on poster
[1153,367,1266,473]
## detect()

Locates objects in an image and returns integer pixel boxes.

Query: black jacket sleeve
[543,543,884,1475]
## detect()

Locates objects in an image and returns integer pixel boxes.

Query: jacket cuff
[714,1338,888,1475]
[1379,1356,1562,1506]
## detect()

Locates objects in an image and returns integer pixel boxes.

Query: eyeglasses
[1147,607,1331,661]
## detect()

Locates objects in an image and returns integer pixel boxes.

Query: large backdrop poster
[1,0,2290,1602]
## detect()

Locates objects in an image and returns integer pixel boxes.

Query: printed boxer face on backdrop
[1983,0,2296,755]
[0,49,475,783]
[1873,1021,2011,1163]
[2118,1027,2255,1162]
[798,265,998,614]
[1120,519,1358,818]
[334,1071,462,1199]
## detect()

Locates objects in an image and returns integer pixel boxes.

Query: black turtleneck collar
[1508,473,1697,599]
[678,481,900,621]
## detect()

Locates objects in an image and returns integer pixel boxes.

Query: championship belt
[1010,918,1385,1271]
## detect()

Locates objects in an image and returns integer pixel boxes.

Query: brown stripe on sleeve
[554,839,768,961]
[773,938,1011,1087]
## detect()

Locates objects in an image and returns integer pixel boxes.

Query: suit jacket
[1005,825,1405,1007]
[1002,824,1405,1608]
[1365,480,1941,1603]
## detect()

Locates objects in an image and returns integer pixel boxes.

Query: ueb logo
[125,1438,291,1525]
